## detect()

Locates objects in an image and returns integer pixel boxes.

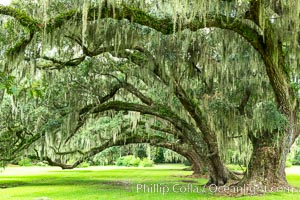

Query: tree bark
[237,1,299,187]
[173,82,231,185]
[205,153,230,186]
[179,148,206,176]
[239,127,297,188]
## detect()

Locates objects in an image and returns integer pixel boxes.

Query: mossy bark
[239,2,299,186]
[239,134,290,187]
[185,150,206,176]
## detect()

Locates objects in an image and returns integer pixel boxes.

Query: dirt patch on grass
[0,182,26,189]
[181,180,198,183]
[100,180,132,191]
[102,180,132,186]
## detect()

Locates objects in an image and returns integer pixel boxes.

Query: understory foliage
[116,155,154,167]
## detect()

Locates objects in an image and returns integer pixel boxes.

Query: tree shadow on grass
[0,181,26,189]
[0,179,134,189]
[48,170,94,173]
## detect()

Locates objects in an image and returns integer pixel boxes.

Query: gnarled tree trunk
[206,153,230,186]
[240,120,298,188]
[184,150,206,176]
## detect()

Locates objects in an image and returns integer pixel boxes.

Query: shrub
[116,156,125,166]
[129,157,141,167]
[123,155,135,166]
[18,157,33,166]
[153,148,165,163]
[36,162,48,167]
[116,155,141,167]
[140,158,154,167]
[137,145,148,159]
[77,161,90,168]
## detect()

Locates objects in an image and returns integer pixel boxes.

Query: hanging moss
[46,9,77,32]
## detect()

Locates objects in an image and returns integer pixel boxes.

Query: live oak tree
[0,0,299,188]
[33,25,279,186]
[41,119,206,176]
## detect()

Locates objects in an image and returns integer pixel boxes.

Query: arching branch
[1,2,264,59]
[121,82,153,106]
[238,87,252,115]
[46,129,194,170]
[84,101,196,135]
[36,56,86,70]
[64,82,123,143]
[0,6,39,58]
[78,100,205,155]
[0,6,40,30]
[46,132,167,169]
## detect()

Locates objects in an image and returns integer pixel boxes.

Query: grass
[0,164,300,200]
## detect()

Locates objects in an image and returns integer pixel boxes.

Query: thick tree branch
[0,6,39,58]
[37,56,86,70]
[121,82,153,106]
[78,83,122,115]
[65,35,121,57]
[172,80,220,157]
[79,100,201,149]
[89,101,192,132]
[245,0,262,26]
[1,3,264,60]
[7,32,35,60]
[238,87,252,115]
[47,129,195,170]
[0,6,40,30]
[45,156,82,169]
[78,80,153,117]
[47,133,167,169]
[173,81,208,136]
[64,83,122,144]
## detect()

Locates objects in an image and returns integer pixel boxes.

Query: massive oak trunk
[154,141,207,176]
[202,132,233,186]
[182,137,231,186]
[174,84,231,186]
[237,6,300,186]
[240,135,287,187]
[240,117,298,188]
[184,150,206,176]
[191,135,232,186]
[206,153,230,186]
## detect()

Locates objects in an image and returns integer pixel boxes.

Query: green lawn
[1,165,300,200]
